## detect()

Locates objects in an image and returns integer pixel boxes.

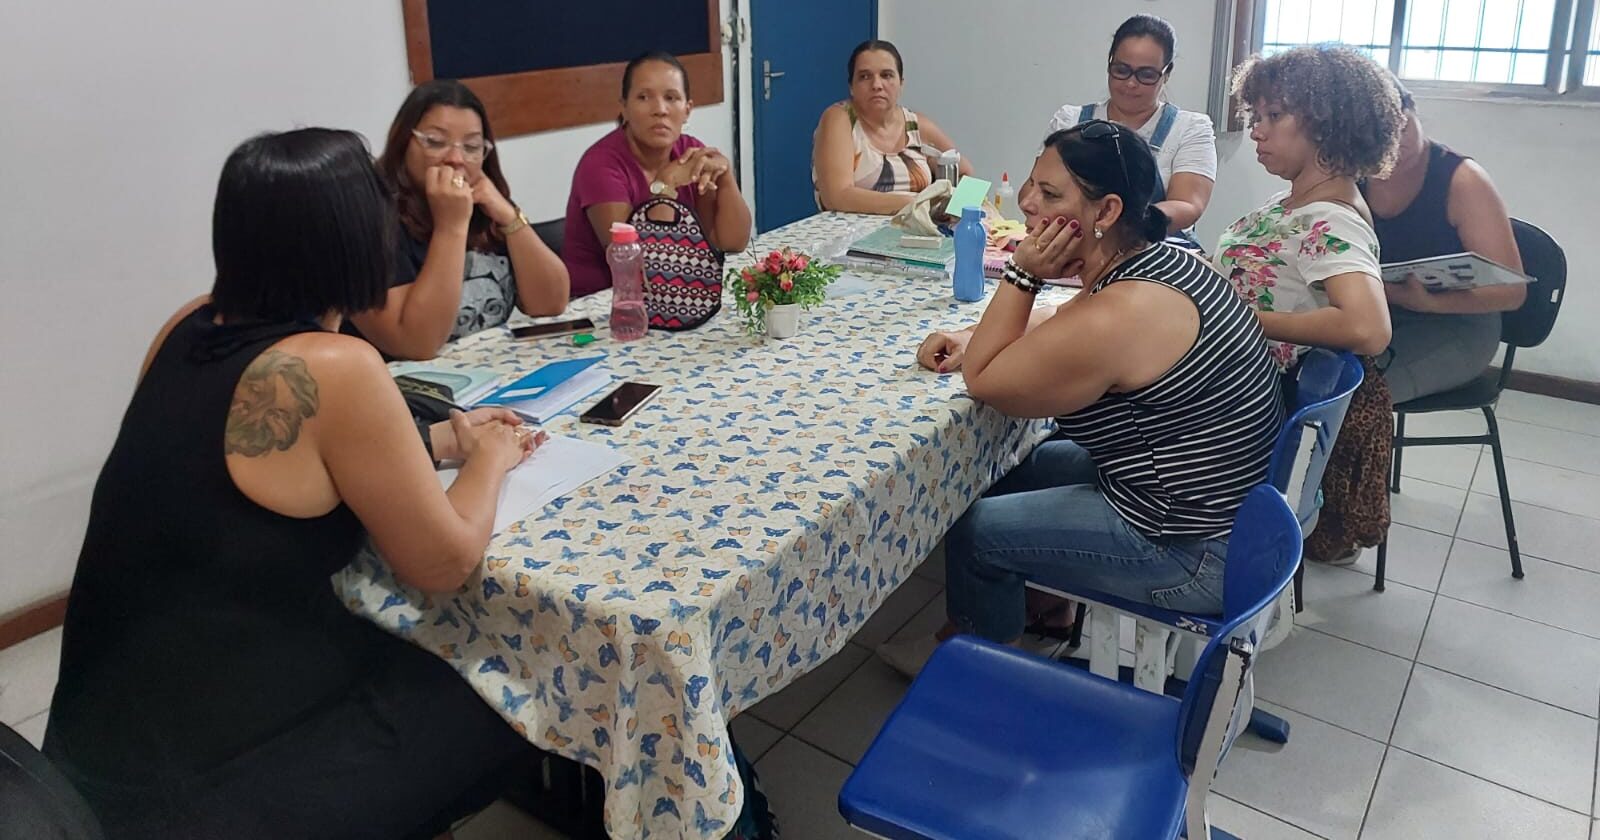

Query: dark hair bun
[1141,205,1171,243]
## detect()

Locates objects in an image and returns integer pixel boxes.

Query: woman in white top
[813,39,972,215]
[1047,15,1216,244]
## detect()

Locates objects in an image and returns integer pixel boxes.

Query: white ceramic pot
[767,303,801,339]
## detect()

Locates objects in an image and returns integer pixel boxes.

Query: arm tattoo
[225,350,320,457]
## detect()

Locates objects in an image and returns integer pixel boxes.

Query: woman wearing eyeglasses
[881,122,1283,676]
[1046,15,1216,246]
[347,80,570,360]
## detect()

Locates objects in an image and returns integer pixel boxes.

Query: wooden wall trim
[398,0,725,139]
[0,594,67,652]
[1500,369,1600,406]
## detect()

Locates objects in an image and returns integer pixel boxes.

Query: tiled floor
[5,391,1599,839]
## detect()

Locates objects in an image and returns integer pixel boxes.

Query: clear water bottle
[607,222,648,342]
[952,207,985,302]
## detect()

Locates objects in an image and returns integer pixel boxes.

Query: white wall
[882,0,1600,382]
[0,0,748,617]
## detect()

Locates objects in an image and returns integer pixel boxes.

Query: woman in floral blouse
[1215,45,1405,564]
[1216,46,1402,370]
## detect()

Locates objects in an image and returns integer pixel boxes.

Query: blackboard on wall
[402,0,723,138]
[427,0,712,80]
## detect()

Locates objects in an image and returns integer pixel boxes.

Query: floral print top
[1214,191,1382,370]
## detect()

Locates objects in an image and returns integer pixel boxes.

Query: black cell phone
[579,382,661,426]
[511,318,595,341]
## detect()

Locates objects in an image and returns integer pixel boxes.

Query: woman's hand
[1383,274,1437,313]
[429,406,521,462]
[917,330,973,373]
[1012,217,1083,279]
[446,408,543,473]
[470,176,520,227]
[688,148,733,194]
[660,148,731,195]
[425,165,475,233]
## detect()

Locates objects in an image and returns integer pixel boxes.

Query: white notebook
[436,434,628,534]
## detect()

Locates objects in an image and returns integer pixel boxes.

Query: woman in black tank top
[45,129,550,838]
[1361,84,1526,403]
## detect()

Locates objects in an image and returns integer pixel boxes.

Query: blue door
[750,0,877,233]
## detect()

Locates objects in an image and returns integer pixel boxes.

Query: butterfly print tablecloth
[337,213,1067,838]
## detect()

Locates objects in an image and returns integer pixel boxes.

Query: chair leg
[1389,413,1406,494]
[1246,709,1292,744]
[1373,539,1387,592]
[1066,602,1087,649]
[1482,406,1524,580]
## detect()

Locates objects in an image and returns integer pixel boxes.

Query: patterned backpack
[629,196,725,330]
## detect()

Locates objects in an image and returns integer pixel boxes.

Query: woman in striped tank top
[880,123,1283,676]
[812,40,972,215]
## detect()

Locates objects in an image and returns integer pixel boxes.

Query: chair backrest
[1176,486,1301,775]
[533,218,565,257]
[1502,218,1566,349]
[1266,349,1364,528]
[0,721,104,839]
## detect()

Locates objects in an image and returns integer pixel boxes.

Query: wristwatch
[499,207,530,236]
[650,179,673,197]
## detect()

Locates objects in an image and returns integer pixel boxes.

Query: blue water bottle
[952,206,985,302]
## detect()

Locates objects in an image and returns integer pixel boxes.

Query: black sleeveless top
[1055,244,1284,539]
[49,307,391,783]
[1364,142,1467,263]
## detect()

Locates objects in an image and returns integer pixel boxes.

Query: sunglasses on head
[1108,60,1171,86]
[1069,119,1132,194]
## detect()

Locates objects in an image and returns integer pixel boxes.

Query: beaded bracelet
[1002,258,1045,295]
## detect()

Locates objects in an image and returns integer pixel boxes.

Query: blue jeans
[945,440,1229,642]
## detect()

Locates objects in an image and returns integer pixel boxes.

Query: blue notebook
[476,355,611,423]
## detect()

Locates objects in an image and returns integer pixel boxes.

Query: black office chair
[0,721,104,839]
[533,218,564,257]
[1377,219,1567,591]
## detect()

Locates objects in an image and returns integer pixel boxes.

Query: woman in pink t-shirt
[562,52,753,297]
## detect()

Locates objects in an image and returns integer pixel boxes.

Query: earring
[1093,227,1104,240]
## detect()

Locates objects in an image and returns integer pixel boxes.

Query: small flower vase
[766,303,801,339]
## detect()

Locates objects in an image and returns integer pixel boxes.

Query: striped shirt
[1056,244,1284,539]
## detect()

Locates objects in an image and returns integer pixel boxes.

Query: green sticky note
[572,333,596,346]
[945,177,992,216]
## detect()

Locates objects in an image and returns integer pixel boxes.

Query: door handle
[762,60,786,101]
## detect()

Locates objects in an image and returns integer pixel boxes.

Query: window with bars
[1253,0,1600,92]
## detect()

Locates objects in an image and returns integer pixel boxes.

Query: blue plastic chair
[1041,350,1361,742]
[1269,348,1366,535]
[839,486,1302,840]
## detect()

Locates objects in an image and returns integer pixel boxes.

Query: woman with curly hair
[1216,45,1401,369]
[1216,45,1405,565]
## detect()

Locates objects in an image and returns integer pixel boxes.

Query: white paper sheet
[436,434,628,534]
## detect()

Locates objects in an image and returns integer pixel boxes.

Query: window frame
[1210,0,1600,117]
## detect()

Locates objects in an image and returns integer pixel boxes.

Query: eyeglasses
[1073,119,1132,193]
[411,129,493,161]
[1108,60,1171,86]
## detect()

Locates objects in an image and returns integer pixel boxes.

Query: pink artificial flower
[746,290,760,303]
[789,254,809,272]
[779,276,794,293]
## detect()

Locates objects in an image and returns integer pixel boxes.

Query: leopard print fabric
[1305,355,1394,562]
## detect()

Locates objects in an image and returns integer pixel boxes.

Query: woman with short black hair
[883,123,1283,676]
[1047,14,1217,242]
[46,128,548,838]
